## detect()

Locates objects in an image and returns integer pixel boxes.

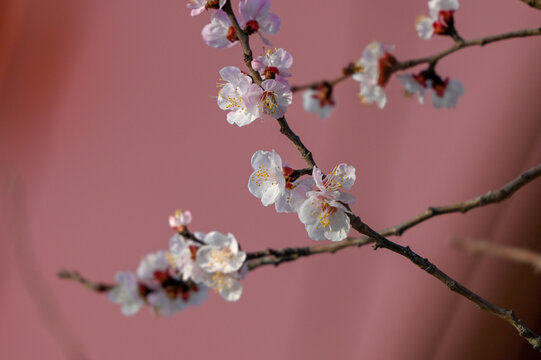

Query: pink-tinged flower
[246,79,292,119]
[196,232,246,274]
[187,0,226,16]
[252,48,293,83]
[217,66,261,126]
[352,42,396,109]
[430,78,464,108]
[202,10,238,48]
[298,164,356,242]
[302,83,336,119]
[108,272,145,316]
[169,209,192,230]
[416,0,459,40]
[238,0,280,45]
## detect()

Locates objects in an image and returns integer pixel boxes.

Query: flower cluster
[248,150,356,242]
[217,65,293,126]
[398,70,464,108]
[109,210,247,316]
[109,250,207,317]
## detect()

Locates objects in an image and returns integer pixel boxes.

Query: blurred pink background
[1,0,541,359]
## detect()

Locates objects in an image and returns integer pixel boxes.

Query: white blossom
[248,150,286,206]
[108,271,145,316]
[430,79,464,108]
[169,209,192,230]
[397,73,427,104]
[298,165,356,242]
[196,232,246,274]
[352,42,396,109]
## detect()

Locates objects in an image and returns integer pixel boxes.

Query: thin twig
[453,237,541,272]
[58,270,113,293]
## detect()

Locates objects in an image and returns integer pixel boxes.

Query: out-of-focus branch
[520,0,541,10]
[453,237,541,272]
[58,270,113,293]
[246,162,541,269]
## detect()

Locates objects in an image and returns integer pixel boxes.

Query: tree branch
[520,0,541,10]
[348,215,541,351]
[453,237,541,272]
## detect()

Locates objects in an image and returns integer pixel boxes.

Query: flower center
[260,91,278,114]
[244,20,259,35]
[204,0,220,10]
[251,164,278,187]
[263,66,280,79]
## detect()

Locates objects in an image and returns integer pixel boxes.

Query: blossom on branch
[248,150,286,206]
[352,42,396,109]
[248,150,314,213]
[108,272,145,316]
[252,48,293,84]
[187,0,226,17]
[416,0,460,40]
[217,66,261,126]
[202,10,238,48]
[169,209,192,231]
[196,232,246,274]
[248,79,293,119]
[302,83,336,119]
[239,0,281,45]
[298,164,356,242]
[430,78,464,108]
